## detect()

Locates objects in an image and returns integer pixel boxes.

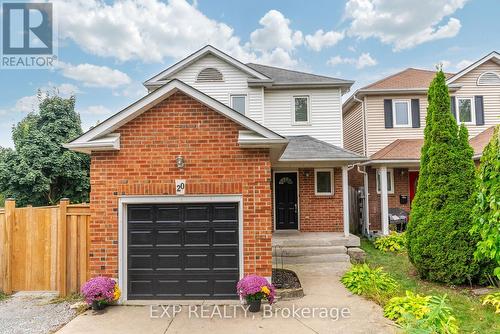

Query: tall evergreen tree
[0,94,90,206]
[407,71,479,284]
[471,125,500,280]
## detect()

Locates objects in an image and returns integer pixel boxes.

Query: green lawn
[361,239,500,334]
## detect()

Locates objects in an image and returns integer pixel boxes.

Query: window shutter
[411,99,420,128]
[384,99,393,128]
[450,96,456,119]
[475,96,485,125]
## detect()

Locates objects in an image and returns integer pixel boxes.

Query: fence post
[58,198,69,296]
[3,199,15,294]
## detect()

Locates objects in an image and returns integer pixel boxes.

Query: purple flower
[81,276,117,305]
[236,275,276,304]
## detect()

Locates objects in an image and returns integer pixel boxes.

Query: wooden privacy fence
[0,199,90,296]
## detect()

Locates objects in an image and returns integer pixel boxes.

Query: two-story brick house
[343,51,500,236]
[65,45,364,301]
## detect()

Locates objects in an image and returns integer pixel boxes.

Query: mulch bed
[272,268,302,289]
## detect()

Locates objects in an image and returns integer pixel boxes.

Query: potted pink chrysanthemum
[236,275,276,312]
[81,276,121,311]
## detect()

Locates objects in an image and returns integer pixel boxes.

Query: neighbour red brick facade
[298,168,344,232]
[367,167,410,231]
[89,92,273,279]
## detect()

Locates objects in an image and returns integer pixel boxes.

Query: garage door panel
[213,204,238,221]
[127,203,239,300]
[128,206,154,222]
[213,229,238,245]
[156,254,182,270]
[156,230,182,246]
[184,230,210,246]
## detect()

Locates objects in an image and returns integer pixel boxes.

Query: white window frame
[292,95,311,125]
[230,94,247,115]
[314,168,334,196]
[392,100,412,128]
[455,97,475,125]
[376,168,395,194]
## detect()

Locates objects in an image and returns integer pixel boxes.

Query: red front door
[409,171,419,205]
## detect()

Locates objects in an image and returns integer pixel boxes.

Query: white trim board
[118,194,244,303]
[65,79,284,152]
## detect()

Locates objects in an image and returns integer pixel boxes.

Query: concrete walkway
[58,263,396,334]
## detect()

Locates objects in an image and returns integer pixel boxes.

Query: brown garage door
[127,203,239,299]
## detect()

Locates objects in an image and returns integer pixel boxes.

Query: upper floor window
[230,94,246,115]
[196,68,223,82]
[293,96,310,124]
[477,71,500,86]
[393,100,411,127]
[376,169,394,194]
[456,97,475,124]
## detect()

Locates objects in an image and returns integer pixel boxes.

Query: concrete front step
[272,232,360,248]
[275,245,347,257]
[277,254,351,264]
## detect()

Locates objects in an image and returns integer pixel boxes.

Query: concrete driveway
[57,263,396,334]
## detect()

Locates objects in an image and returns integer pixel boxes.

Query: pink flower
[237,275,276,304]
[81,276,117,305]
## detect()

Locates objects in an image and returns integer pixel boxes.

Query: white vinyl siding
[264,88,343,146]
[450,59,500,137]
[167,54,264,123]
[365,95,427,156]
[343,103,365,155]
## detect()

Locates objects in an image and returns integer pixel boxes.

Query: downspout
[357,164,370,236]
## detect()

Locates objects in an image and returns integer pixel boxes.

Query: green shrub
[482,292,500,314]
[407,70,480,284]
[384,291,431,323]
[374,232,406,252]
[400,295,459,334]
[341,264,398,304]
[470,125,500,280]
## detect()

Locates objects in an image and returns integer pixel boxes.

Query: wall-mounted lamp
[176,155,185,169]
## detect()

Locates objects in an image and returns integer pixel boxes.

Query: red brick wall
[298,168,344,232]
[89,92,273,279]
[348,168,365,189]
[367,167,410,231]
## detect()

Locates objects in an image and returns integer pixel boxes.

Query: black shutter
[384,99,393,128]
[411,99,420,128]
[450,96,456,119]
[475,96,485,125]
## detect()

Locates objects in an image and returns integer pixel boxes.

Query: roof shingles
[280,135,365,161]
[362,68,454,90]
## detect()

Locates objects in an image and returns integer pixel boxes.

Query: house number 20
[175,179,186,195]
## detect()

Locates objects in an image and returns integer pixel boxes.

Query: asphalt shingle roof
[362,68,455,90]
[246,63,353,86]
[280,136,365,161]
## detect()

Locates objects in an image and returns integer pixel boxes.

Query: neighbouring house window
[315,169,333,195]
[393,100,411,127]
[376,169,394,194]
[293,96,310,124]
[456,97,474,124]
[231,95,246,114]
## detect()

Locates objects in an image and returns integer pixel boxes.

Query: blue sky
[1,0,499,147]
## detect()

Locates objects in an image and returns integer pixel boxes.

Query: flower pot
[248,299,262,313]
[91,300,107,311]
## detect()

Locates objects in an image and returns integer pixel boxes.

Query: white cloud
[54,1,305,69]
[249,10,303,52]
[305,29,344,52]
[327,53,377,69]
[456,59,473,70]
[439,60,452,70]
[58,62,131,88]
[79,105,113,115]
[344,0,467,51]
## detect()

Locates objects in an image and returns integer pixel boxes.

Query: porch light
[176,155,185,169]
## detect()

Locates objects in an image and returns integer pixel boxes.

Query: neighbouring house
[65,45,364,301]
[343,51,500,236]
